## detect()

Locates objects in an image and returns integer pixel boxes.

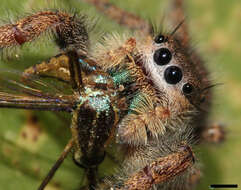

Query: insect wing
[0,70,76,112]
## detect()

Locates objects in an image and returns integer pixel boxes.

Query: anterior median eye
[154,48,172,66]
[164,66,183,84]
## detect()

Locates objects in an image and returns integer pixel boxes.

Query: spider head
[138,33,211,114]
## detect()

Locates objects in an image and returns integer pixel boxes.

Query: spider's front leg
[0,10,92,93]
[99,131,196,190]
[122,144,195,190]
[0,11,89,54]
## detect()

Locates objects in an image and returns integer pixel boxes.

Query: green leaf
[0,0,240,189]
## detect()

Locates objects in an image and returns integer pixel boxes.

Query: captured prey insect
[0,0,224,189]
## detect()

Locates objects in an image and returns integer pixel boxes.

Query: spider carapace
[0,0,220,189]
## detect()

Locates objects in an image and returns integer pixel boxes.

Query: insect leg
[38,138,74,190]
[81,0,151,34]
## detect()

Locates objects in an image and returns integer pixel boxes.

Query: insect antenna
[38,138,74,190]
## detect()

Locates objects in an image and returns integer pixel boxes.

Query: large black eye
[164,66,183,84]
[154,34,166,44]
[154,48,172,66]
[182,83,193,94]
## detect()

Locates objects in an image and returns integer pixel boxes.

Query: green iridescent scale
[108,67,132,86]
[107,67,148,116]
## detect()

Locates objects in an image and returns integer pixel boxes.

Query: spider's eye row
[154,34,166,44]
[164,66,183,84]
[154,48,172,66]
[182,83,193,94]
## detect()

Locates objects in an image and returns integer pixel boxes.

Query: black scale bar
[210,184,238,188]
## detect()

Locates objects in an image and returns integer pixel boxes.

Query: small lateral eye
[154,34,166,44]
[154,48,172,66]
[164,66,183,84]
[182,83,193,94]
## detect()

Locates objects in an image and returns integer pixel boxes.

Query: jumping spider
[0,0,225,189]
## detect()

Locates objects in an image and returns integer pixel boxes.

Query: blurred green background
[0,0,240,189]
